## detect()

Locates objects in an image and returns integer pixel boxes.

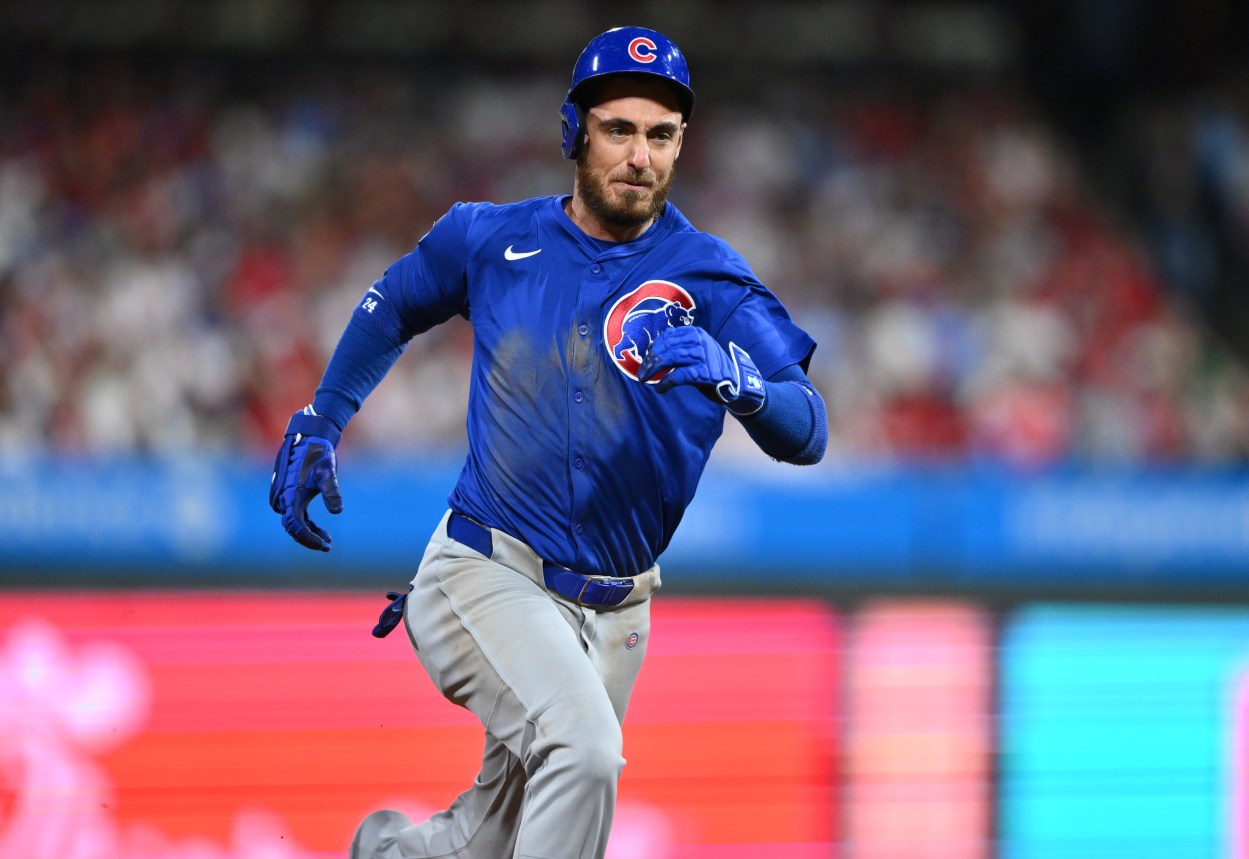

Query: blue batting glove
[372,590,410,638]
[637,327,767,416]
[269,407,344,552]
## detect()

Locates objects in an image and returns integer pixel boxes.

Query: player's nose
[627,138,651,169]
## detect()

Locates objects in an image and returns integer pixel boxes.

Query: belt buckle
[575,578,593,605]
[579,576,632,608]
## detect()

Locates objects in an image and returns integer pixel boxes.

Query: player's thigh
[406,542,616,754]
[582,598,651,725]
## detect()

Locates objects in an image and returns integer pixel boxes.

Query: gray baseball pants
[353,510,660,859]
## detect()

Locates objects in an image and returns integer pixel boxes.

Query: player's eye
[649,124,678,144]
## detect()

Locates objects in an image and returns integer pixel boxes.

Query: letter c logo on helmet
[560,26,695,159]
[628,37,658,64]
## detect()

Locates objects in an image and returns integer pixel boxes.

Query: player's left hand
[638,326,766,416]
[269,408,344,552]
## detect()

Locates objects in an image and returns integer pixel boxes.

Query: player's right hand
[269,407,343,552]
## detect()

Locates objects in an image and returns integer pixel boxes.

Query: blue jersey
[359,195,814,578]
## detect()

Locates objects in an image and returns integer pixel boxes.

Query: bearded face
[575,148,676,229]
[569,77,685,238]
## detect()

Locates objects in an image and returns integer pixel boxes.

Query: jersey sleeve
[309,203,479,430]
[712,264,816,378]
[355,202,478,344]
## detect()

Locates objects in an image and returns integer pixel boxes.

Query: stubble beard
[575,154,675,229]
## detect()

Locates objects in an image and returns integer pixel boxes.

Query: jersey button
[578,324,589,336]
[575,524,585,535]
[574,457,585,470]
[573,391,584,403]
[590,263,602,274]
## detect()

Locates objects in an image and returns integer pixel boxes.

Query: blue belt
[447,512,635,609]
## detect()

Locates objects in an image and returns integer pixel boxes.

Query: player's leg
[356,515,628,859]
[490,535,659,858]
[412,537,625,859]
[508,594,653,857]
[575,594,653,725]
[355,729,526,859]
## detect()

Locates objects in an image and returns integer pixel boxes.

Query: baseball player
[269,25,827,859]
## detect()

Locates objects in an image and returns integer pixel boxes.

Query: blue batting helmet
[560,26,695,159]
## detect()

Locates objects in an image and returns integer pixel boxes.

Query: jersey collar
[552,195,679,259]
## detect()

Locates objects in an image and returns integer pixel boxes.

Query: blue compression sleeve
[737,364,828,465]
[311,314,407,432]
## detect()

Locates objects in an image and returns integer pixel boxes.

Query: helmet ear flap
[560,99,586,159]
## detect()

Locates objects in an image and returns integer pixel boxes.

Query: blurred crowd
[2,60,1248,468]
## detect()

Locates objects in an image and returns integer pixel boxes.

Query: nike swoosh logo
[504,245,542,261]
[366,286,384,299]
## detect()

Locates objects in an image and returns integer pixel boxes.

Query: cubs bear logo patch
[604,280,696,382]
